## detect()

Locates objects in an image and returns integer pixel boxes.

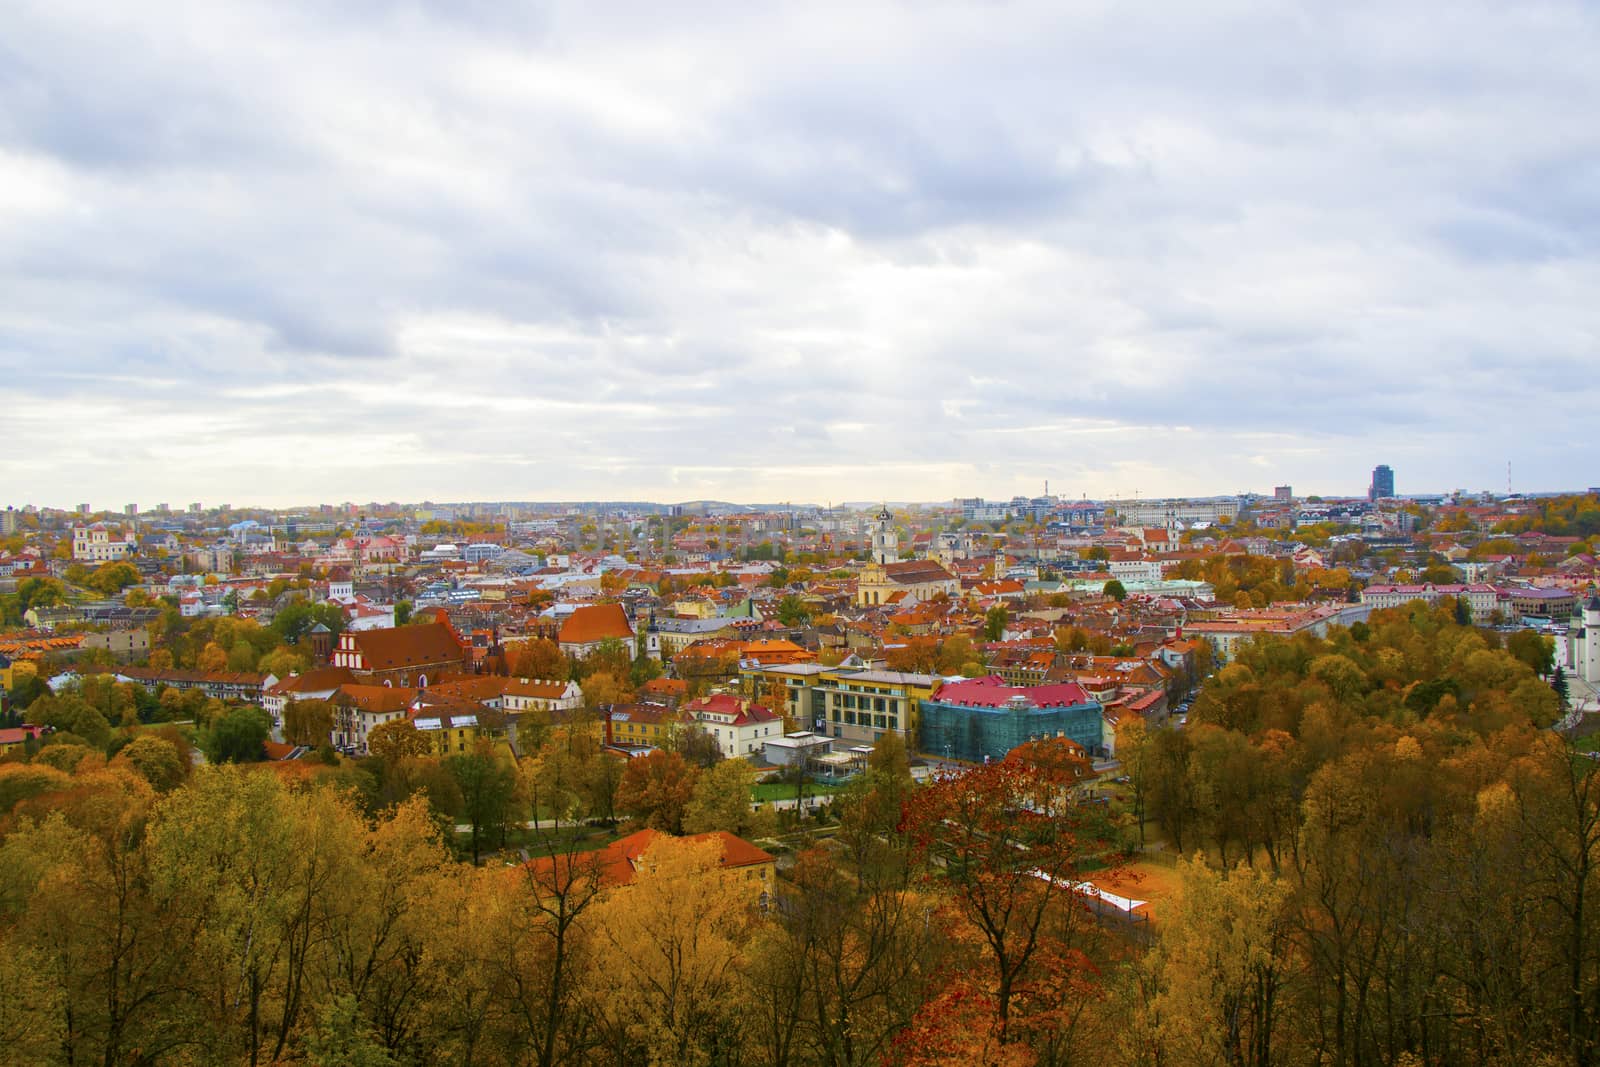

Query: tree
[203,705,270,763]
[1103,579,1128,602]
[303,994,397,1067]
[33,694,114,750]
[1508,628,1556,678]
[271,598,346,643]
[582,751,627,826]
[674,724,725,769]
[113,734,188,792]
[616,750,698,834]
[1117,716,1154,848]
[366,720,431,764]
[583,637,633,682]
[393,600,413,626]
[684,757,763,836]
[512,828,611,1067]
[776,594,811,627]
[197,641,229,673]
[508,637,568,681]
[581,836,753,1065]
[283,698,335,748]
[1149,857,1295,1067]
[630,650,664,689]
[85,561,141,597]
[447,744,519,864]
[983,605,1009,642]
[580,670,634,710]
[902,737,1099,1046]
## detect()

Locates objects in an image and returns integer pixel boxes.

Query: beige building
[856,506,957,607]
[72,524,135,562]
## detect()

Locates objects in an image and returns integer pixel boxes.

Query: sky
[2,1,1597,510]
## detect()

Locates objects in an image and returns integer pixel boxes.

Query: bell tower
[871,506,897,565]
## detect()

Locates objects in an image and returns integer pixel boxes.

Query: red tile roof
[350,623,466,671]
[558,603,634,645]
[270,666,358,694]
[932,675,1094,709]
[336,684,418,713]
[525,828,774,889]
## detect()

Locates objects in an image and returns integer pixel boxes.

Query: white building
[72,524,135,562]
[685,693,784,759]
[1572,596,1600,686]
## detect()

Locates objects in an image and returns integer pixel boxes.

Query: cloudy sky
[2,1,1597,509]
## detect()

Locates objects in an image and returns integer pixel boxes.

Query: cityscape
[5,0,1599,1064]
[3,471,1599,1062]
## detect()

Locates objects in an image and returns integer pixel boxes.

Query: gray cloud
[2,0,1598,507]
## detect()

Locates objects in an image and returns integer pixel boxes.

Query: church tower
[871,505,897,565]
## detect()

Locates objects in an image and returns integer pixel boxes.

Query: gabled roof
[270,666,357,695]
[336,684,418,714]
[686,692,781,727]
[558,603,635,645]
[503,678,577,700]
[882,560,956,584]
[349,623,465,671]
[419,675,511,704]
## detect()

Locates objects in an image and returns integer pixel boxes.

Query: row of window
[830,710,898,730]
[831,693,897,713]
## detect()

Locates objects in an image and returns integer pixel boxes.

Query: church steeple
[871,505,897,565]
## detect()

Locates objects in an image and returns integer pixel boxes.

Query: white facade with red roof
[685,692,783,759]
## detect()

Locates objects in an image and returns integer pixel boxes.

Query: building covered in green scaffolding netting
[919,676,1106,763]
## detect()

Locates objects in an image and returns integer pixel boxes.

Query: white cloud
[1,0,1597,507]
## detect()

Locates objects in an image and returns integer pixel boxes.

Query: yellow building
[410,705,508,757]
[815,667,940,747]
[608,702,692,749]
[737,662,940,747]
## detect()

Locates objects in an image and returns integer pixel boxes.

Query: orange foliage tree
[901,737,1103,1053]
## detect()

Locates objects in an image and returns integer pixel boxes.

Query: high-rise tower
[1369,465,1395,501]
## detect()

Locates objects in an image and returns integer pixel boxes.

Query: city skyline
[4,2,1597,507]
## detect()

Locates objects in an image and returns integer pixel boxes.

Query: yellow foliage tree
[582,836,754,1065]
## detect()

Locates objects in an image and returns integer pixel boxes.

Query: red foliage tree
[900,737,1102,1050]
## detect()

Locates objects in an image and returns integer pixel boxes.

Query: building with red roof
[524,828,776,904]
[684,692,783,759]
[921,675,1105,763]
[330,617,470,686]
[557,603,637,659]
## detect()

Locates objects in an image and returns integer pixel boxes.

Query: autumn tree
[1147,857,1294,1066]
[447,743,519,864]
[582,835,754,1065]
[902,737,1100,1048]
[113,733,189,792]
[616,750,698,834]
[509,637,568,681]
[283,697,336,748]
[684,757,766,837]
[366,719,431,764]
[580,669,635,710]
